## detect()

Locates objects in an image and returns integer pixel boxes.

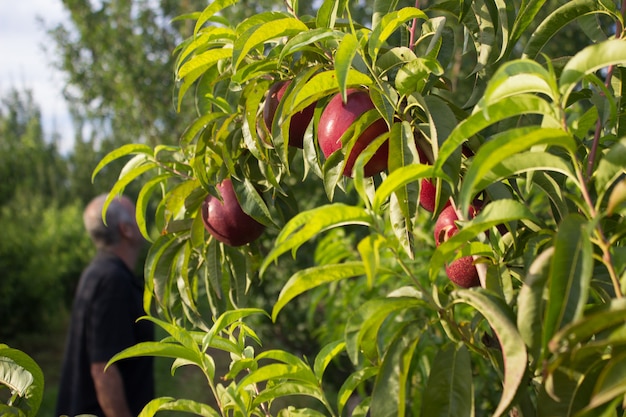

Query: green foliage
[98,0,626,415]
[0,89,95,339]
[0,193,94,339]
[0,344,44,417]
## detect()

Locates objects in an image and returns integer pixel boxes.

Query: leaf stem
[409,0,420,50]
[586,3,625,181]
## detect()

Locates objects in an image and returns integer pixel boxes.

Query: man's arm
[91,362,134,417]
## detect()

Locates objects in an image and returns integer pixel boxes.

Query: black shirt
[56,251,154,416]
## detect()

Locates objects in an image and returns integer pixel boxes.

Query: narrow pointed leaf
[272,262,366,321]
[435,95,559,176]
[459,127,576,213]
[368,8,427,61]
[261,204,372,274]
[420,343,473,417]
[233,18,308,69]
[92,144,153,182]
[369,322,422,417]
[450,289,528,417]
[523,0,619,59]
[559,39,626,100]
[542,214,593,351]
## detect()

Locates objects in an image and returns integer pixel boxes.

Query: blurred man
[56,194,154,417]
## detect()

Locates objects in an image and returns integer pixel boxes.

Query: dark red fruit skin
[318,89,389,177]
[200,179,265,247]
[420,178,437,213]
[434,205,480,288]
[263,80,315,148]
[446,256,480,288]
[416,146,442,213]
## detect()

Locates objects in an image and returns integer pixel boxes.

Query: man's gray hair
[83,194,135,249]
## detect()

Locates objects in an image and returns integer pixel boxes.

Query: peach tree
[99,0,626,415]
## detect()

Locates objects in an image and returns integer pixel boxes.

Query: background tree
[0,88,93,339]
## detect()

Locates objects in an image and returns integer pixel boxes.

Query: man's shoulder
[78,253,134,293]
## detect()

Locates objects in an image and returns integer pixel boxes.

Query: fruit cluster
[200,80,481,288]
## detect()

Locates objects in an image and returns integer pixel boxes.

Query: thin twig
[409,0,420,50]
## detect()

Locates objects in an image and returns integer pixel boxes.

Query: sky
[0,0,74,154]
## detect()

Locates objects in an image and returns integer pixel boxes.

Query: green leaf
[368,8,428,62]
[517,247,554,367]
[373,164,435,213]
[232,18,308,70]
[177,48,232,79]
[523,0,619,59]
[357,234,387,288]
[136,174,170,241]
[140,397,222,417]
[559,39,626,101]
[253,382,327,409]
[316,0,348,29]
[0,346,44,417]
[459,127,577,213]
[450,289,528,417]
[344,296,429,365]
[91,143,153,183]
[272,262,366,321]
[313,341,346,382]
[238,363,319,391]
[337,367,378,416]
[370,321,422,417]
[508,0,547,55]
[261,204,372,274]
[482,59,558,104]
[607,178,626,215]
[548,298,626,354]
[203,308,268,348]
[193,0,239,35]
[291,69,374,114]
[335,33,359,102]
[435,94,559,177]
[279,28,343,62]
[542,215,594,353]
[585,350,626,410]
[108,341,204,369]
[594,138,626,198]
[420,343,473,417]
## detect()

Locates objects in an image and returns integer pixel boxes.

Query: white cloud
[0,0,74,154]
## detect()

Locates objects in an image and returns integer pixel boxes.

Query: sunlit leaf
[232,18,308,69]
[261,204,372,274]
[435,94,559,177]
[337,367,378,416]
[0,346,43,417]
[559,39,626,100]
[291,70,374,114]
[193,0,239,35]
[316,0,349,28]
[344,296,429,364]
[272,262,366,321]
[313,341,346,381]
[459,127,576,213]
[368,8,427,61]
